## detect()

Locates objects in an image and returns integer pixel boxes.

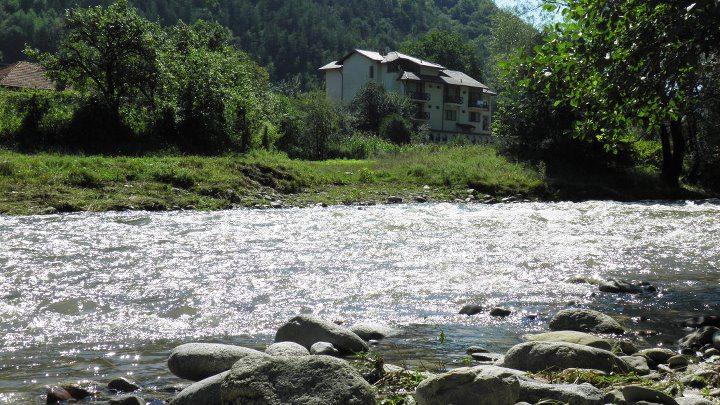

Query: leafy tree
[529,0,720,187]
[379,114,413,145]
[399,28,483,80]
[350,82,414,134]
[27,0,160,122]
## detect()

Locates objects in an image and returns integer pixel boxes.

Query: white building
[319,49,497,143]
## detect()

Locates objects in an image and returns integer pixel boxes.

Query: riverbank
[0,146,709,215]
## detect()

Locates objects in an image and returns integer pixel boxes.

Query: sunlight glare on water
[0,201,719,401]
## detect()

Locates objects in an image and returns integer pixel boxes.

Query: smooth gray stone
[275,315,368,354]
[500,341,629,373]
[168,343,269,381]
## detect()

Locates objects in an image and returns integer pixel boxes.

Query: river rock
[265,342,310,357]
[471,352,504,363]
[275,315,368,354]
[678,327,720,351]
[549,309,625,334]
[668,355,689,369]
[387,196,403,204]
[683,316,720,328]
[169,371,228,405]
[168,343,269,381]
[310,342,339,356]
[490,307,512,317]
[621,355,651,374]
[414,365,523,405]
[109,396,146,405]
[108,377,140,393]
[47,386,72,403]
[598,279,656,294]
[61,383,96,400]
[349,322,399,341]
[522,331,613,351]
[518,380,609,405]
[638,348,677,366]
[459,304,484,316]
[500,341,629,373]
[220,355,375,404]
[621,385,679,405]
[466,346,489,355]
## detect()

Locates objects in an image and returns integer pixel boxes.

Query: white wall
[325,70,343,103]
[340,53,379,104]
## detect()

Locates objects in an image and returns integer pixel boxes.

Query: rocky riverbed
[42,297,720,405]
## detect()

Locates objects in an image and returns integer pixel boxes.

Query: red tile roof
[0,61,56,90]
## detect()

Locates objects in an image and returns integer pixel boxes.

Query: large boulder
[349,323,399,341]
[637,348,677,366]
[169,371,228,405]
[621,355,651,374]
[678,326,720,351]
[518,380,609,405]
[414,365,522,405]
[220,355,376,404]
[275,315,369,354]
[168,343,269,381]
[549,309,625,334]
[265,342,310,357]
[500,341,629,373]
[522,331,613,351]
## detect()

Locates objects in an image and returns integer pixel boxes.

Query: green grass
[0,145,546,215]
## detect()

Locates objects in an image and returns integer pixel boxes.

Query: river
[1,201,719,403]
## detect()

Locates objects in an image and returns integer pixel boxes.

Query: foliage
[380,114,413,145]
[1,0,536,85]
[350,82,414,134]
[399,28,483,81]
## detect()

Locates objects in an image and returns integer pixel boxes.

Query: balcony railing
[407,91,430,101]
[468,99,490,109]
[444,95,463,104]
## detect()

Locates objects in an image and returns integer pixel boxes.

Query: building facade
[320,49,496,143]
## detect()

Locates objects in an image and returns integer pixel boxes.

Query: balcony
[406,91,430,101]
[413,111,430,120]
[444,95,463,104]
[468,99,490,109]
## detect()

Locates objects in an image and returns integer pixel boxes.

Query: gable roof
[319,61,342,71]
[0,61,56,90]
[382,51,445,69]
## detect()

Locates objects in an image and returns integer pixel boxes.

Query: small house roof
[382,51,445,69]
[0,61,55,90]
[319,61,342,70]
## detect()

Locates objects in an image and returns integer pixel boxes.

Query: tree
[27,0,160,122]
[400,28,484,81]
[350,82,414,134]
[524,0,720,187]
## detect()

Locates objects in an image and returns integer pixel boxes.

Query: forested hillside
[0,0,523,85]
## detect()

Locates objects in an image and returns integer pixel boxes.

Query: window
[369,65,374,78]
[470,112,480,122]
[445,110,457,121]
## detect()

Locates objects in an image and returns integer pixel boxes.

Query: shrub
[379,114,413,144]
[350,82,414,134]
[328,133,399,159]
[0,161,14,176]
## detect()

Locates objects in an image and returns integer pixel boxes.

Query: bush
[153,167,196,189]
[379,114,413,144]
[328,133,399,159]
[350,82,414,134]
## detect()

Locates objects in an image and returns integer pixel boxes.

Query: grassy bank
[0,145,710,216]
[0,146,547,215]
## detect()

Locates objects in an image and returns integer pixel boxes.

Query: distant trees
[400,28,484,81]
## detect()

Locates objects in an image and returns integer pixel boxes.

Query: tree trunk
[659,119,686,188]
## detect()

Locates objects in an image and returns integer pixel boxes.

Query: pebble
[108,377,140,393]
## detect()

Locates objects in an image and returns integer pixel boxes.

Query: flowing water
[1,201,719,403]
